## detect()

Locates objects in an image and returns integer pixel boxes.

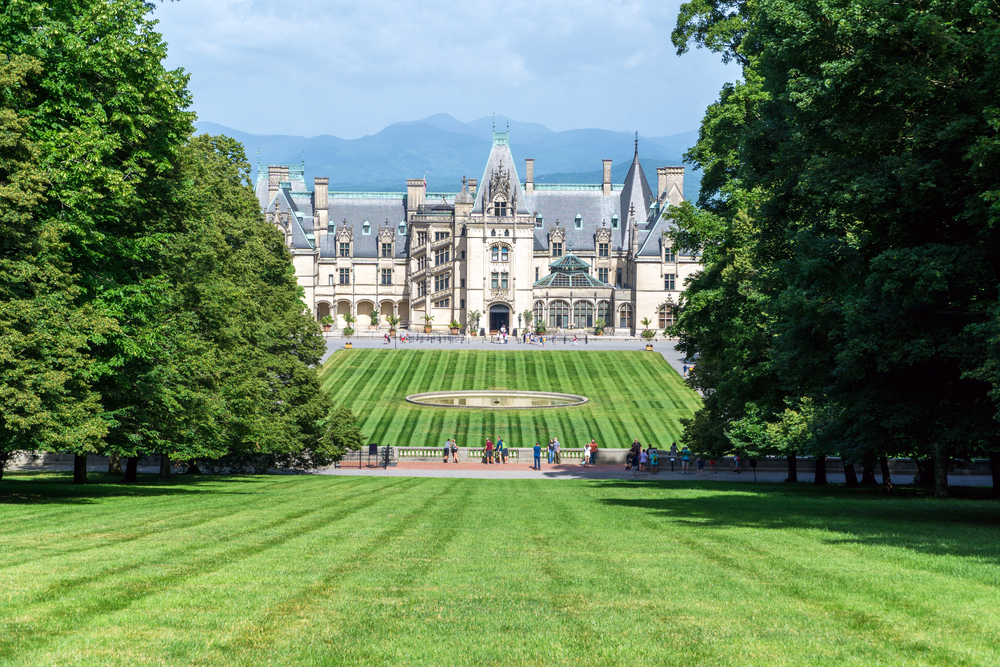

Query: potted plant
[449,319,461,335]
[535,323,547,335]
[467,310,481,336]
[321,314,334,332]
[640,317,655,350]
[343,314,356,347]
[368,307,379,330]
[593,317,605,336]
[422,314,434,333]
[385,314,400,336]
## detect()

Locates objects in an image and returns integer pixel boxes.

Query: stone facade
[256,130,698,335]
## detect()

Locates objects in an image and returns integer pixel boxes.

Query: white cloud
[154,0,735,137]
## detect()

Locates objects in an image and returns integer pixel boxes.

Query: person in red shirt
[484,439,493,464]
[589,439,598,465]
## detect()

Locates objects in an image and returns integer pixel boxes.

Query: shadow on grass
[0,472,256,505]
[595,480,1000,564]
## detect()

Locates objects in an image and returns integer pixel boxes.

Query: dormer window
[575,214,582,229]
[535,214,543,228]
[362,220,371,235]
[492,196,508,217]
[398,221,407,235]
[611,214,620,230]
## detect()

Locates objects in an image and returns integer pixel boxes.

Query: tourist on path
[451,438,460,463]
[640,449,648,475]
[443,439,450,463]
[484,439,494,465]
[696,456,705,476]
[547,440,555,464]
[670,442,678,473]
[498,438,507,464]
[733,453,741,474]
[533,442,542,470]
[681,445,691,474]
[589,439,598,465]
[554,438,561,464]
[650,448,659,474]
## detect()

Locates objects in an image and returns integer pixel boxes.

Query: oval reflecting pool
[405,391,588,409]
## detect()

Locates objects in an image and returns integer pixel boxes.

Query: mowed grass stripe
[318,350,700,448]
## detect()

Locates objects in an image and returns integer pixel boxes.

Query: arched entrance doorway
[489,304,510,333]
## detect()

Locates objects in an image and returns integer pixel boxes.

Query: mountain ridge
[195,115,701,201]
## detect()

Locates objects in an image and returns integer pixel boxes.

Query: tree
[0,52,108,481]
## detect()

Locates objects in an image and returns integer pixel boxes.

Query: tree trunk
[860,465,876,485]
[123,456,139,483]
[159,453,171,478]
[844,462,859,488]
[990,451,1000,499]
[880,455,893,493]
[785,452,797,482]
[814,455,827,485]
[108,453,123,474]
[933,442,948,499]
[73,453,88,484]
[185,459,201,475]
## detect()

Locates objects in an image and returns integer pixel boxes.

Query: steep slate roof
[524,188,624,253]
[620,142,653,234]
[324,196,408,258]
[473,132,530,215]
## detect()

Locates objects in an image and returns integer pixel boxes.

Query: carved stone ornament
[378,222,395,243]
[596,224,612,244]
[337,223,353,243]
[489,289,513,303]
[487,159,516,212]
[549,224,566,244]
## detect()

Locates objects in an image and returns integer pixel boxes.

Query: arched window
[659,304,676,329]
[491,245,509,262]
[573,302,594,329]
[491,245,499,262]
[549,300,570,328]
[504,229,509,236]
[619,304,633,329]
[491,229,496,237]
[533,300,544,325]
[597,301,611,325]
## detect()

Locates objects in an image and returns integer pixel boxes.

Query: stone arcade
[257,129,698,335]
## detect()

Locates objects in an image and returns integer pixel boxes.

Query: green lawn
[1,474,998,666]
[318,350,701,449]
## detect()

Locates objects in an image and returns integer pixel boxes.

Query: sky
[153,0,737,140]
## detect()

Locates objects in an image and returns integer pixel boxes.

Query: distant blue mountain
[195,114,701,201]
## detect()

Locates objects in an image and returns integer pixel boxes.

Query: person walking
[696,455,705,476]
[639,448,648,475]
[733,453,742,474]
[554,438,561,464]
[589,439,598,465]
[533,442,542,470]
[443,439,450,463]
[485,438,494,465]
[670,442,678,473]
[650,448,659,474]
[498,438,508,464]
[681,445,691,474]
[547,440,555,464]
[451,438,460,463]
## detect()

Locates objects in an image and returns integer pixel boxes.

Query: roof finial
[634,131,638,158]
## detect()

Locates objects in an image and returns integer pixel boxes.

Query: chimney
[407,179,425,212]
[313,177,329,253]
[664,166,685,207]
[268,165,280,201]
[602,159,612,196]
[468,178,477,199]
[657,167,668,200]
[525,159,534,195]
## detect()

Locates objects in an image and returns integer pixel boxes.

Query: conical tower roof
[620,133,652,226]
[473,124,529,215]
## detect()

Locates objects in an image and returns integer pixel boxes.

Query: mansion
[256,129,698,335]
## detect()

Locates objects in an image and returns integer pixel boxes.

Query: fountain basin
[405,390,588,409]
